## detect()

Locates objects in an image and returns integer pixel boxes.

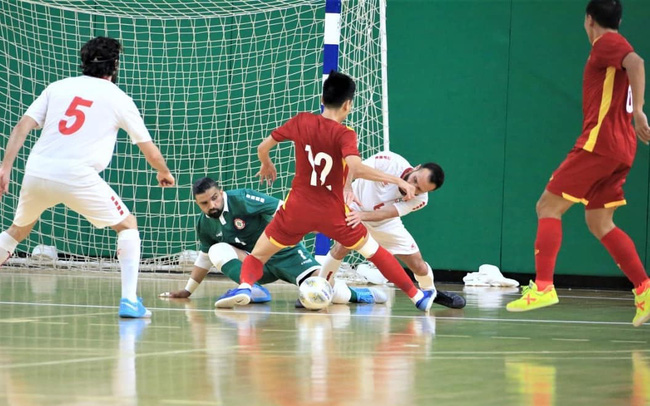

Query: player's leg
[349,235,434,312]
[584,166,650,326]
[215,233,284,308]
[317,242,351,284]
[208,242,274,303]
[0,175,58,263]
[63,176,149,318]
[395,252,466,309]
[506,189,570,312]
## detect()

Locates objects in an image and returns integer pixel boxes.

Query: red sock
[240,255,264,286]
[369,246,418,298]
[600,227,649,289]
[534,218,562,291]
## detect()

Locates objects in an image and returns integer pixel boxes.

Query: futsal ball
[298,276,333,310]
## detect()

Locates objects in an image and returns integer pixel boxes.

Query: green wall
[2,0,649,278]
[388,0,650,277]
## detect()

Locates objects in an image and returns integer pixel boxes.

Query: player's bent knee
[208,243,238,272]
[355,237,379,258]
[330,242,349,260]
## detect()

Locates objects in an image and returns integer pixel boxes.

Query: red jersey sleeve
[590,33,634,70]
[271,114,301,142]
[340,127,360,158]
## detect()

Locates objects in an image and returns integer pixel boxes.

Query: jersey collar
[218,191,230,225]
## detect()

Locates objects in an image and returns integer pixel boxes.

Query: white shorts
[13,174,130,228]
[365,218,419,255]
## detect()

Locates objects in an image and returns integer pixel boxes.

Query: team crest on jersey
[234,218,246,230]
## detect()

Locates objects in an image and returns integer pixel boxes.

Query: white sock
[331,279,353,304]
[410,290,424,304]
[0,231,19,264]
[118,229,140,302]
[414,262,435,290]
[318,252,342,285]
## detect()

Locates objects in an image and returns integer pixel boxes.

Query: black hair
[586,0,622,30]
[80,36,121,78]
[192,177,220,196]
[421,162,444,190]
[322,70,356,108]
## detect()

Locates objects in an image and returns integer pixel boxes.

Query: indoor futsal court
[2,0,650,405]
[0,269,648,405]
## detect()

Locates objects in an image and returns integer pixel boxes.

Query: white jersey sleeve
[24,87,50,128]
[118,96,152,144]
[393,193,428,217]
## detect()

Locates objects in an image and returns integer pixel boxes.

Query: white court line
[551,338,590,342]
[491,336,531,340]
[0,347,207,370]
[0,300,640,326]
[611,340,647,344]
[161,400,223,405]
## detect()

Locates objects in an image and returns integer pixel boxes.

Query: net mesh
[0,0,386,271]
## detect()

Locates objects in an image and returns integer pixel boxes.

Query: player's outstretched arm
[256,135,279,186]
[345,155,416,200]
[137,141,175,187]
[346,206,400,228]
[623,52,650,144]
[0,116,39,194]
[159,265,210,298]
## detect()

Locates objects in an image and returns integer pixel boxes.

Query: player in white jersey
[319,151,466,308]
[0,37,175,318]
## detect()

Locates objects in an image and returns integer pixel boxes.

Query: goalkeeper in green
[160,177,386,306]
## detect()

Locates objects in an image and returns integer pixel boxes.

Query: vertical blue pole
[315,0,342,262]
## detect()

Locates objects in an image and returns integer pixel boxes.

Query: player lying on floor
[159,177,386,306]
[318,151,466,309]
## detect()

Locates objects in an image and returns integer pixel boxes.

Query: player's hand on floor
[157,170,176,187]
[634,111,650,145]
[346,210,362,228]
[256,161,277,186]
[159,289,191,299]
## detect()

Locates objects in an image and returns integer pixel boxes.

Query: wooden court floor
[0,269,648,406]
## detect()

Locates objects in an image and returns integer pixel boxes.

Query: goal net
[0,0,388,271]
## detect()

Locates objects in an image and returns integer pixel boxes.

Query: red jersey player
[507,0,650,327]
[215,71,437,312]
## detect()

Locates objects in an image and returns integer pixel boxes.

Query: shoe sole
[118,311,152,319]
[506,299,559,312]
[215,293,251,308]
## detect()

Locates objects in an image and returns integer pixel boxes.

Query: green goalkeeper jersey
[195,189,282,253]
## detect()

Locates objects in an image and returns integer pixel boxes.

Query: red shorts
[264,193,368,249]
[546,148,630,210]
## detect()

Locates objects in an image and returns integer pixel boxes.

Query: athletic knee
[112,214,138,233]
[208,243,238,272]
[536,193,568,219]
[586,218,615,240]
[355,237,379,258]
[329,242,349,260]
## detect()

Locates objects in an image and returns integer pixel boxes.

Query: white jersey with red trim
[351,151,428,227]
[23,75,152,186]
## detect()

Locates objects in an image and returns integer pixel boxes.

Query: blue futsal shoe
[250,284,272,303]
[350,287,388,304]
[118,297,152,318]
[214,287,252,308]
[415,289,437,312]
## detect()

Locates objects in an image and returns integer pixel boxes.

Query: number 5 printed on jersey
[59,96,93,135]
[305,144,333,189]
